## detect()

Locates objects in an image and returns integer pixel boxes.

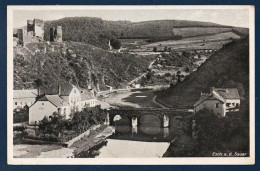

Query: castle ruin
[15,19,44,46]
[27,19,44,38]
[50,26,62,42]
[15,19,63,47]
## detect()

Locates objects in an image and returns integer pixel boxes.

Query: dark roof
[38,95,69,107]
[194,93,223,106]
[40,83,74,96]
[213,88,240,99]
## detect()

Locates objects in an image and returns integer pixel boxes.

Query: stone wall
[17,29,34,46]
[50,26,63,42]
[33,19,44,38]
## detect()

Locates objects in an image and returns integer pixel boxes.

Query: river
[77,89,187,158]
[77,107,186,158]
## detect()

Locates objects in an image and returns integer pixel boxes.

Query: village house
[39,83,82,112]
[29,95,70,125]
[28,83,98,125]
[194,88,240,117]
[81,91,97,108]
[13,89,38,110]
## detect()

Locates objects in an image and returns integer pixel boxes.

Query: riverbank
[13,125,115,158]
[104,91,141,108]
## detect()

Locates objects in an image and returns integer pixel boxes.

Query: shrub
[23,128,36,137]
[110,38,121,49]
[13,106,29,123]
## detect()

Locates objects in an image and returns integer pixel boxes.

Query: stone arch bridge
[105,108,194,128]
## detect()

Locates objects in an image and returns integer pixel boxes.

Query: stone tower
[26,19,44,39]
[50,26,62,42]
[33,19,44,38]
[56,26,62,42]
[27,20,34,33]
[17,29,33,46]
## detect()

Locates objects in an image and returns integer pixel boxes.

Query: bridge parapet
[106,108,193,128]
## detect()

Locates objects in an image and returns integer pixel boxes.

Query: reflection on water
[77,114,185,158]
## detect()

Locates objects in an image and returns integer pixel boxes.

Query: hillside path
[152,95,168,109]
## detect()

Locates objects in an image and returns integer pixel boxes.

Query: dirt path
[152,95,168,109]
[104,91,141,108]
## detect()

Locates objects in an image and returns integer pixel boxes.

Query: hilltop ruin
[14,19,62,46]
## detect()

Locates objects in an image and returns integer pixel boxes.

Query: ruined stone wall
[50,26,62,42]
[50,27,56,42]
[27,20,34,32]
[56,26,62,42]
[33,19,44,38]
[17,29,34,46]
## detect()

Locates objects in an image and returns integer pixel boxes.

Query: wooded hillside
[13,41,153,90]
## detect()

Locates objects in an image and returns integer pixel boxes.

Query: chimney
[37,87,40,97]
[58,85,61,95]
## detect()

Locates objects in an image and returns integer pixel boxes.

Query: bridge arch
[140,115,161,135]
[112,115,131,133]
[170,116,183,134]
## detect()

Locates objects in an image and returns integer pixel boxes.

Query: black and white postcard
[7,5,255,165]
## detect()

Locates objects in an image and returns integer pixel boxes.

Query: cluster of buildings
[13,83,97,125]
[14,18,62,47]
[194,87,240,117]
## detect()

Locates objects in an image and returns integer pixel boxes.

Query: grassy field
[144,32,240,49]
[173,27,232,37]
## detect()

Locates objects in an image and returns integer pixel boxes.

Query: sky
[13,8,249,28]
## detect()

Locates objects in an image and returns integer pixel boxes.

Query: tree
[110,38,122,49]
[172,73,176,81]
[164,46,168,52]
[140,77,146,87]
[177,71,181,83]
[146,71,152,81]
[185,67,190,73]
[153,47,157,53]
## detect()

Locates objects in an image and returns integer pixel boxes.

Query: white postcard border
[7,5,255,165]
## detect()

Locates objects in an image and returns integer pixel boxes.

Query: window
[226,103,231,107]
[216,103,219,108]
[15,102,17,105]
[236,103,239,108]
[42,103,44,105]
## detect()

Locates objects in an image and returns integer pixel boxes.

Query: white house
[81,91,96,108]
[29,83,98,125]
[29,95,70,125]
[13,89,38,110]
[194,88,240,117]
[40,83,82,112]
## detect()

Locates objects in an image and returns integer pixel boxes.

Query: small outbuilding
[194,88,240,117]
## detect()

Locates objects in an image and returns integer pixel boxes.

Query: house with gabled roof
[194,87,240,117]
[13,89,38,110]
[29,95,70,125]
[39,82,82,112]
[28,82,98,125]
